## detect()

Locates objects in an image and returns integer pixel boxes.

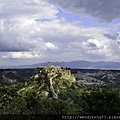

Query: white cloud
[0,13,120,64]
[82,39,104,48]
[0,0,120,66]
[2,52,40,59]
[0,0,58,20]
[0,0,59,52]
[44,42,58,51]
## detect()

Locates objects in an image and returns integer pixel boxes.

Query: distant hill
[0,60,120,69]
[0,69,35,84]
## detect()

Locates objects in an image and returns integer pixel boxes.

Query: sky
[0,0,120,66]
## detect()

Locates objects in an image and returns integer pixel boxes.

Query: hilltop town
[30,62,76,99]
[33,62,76,82]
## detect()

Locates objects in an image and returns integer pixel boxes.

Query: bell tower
[48,61,51,67]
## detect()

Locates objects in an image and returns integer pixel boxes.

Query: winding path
[49,75,58,99]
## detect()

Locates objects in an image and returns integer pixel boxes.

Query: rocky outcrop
[17,63,76,99]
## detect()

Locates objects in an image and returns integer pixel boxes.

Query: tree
[83,88,120,115]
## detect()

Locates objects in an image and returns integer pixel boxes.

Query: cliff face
[18,65,76,99]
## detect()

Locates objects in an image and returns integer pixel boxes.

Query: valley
[0,65,120,119]
[0,68,120,89]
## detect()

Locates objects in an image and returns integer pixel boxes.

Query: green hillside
[0,64,120,119]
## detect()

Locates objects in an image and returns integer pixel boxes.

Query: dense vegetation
[0,83,120,115]
[0,67,120,120]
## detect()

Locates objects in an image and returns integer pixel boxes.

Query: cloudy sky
[0,0,120,66]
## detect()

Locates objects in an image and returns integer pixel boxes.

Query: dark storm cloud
[47,0,120,22]
[0,45,27,52]
[0,41,31,52]
[0,27,37,52]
